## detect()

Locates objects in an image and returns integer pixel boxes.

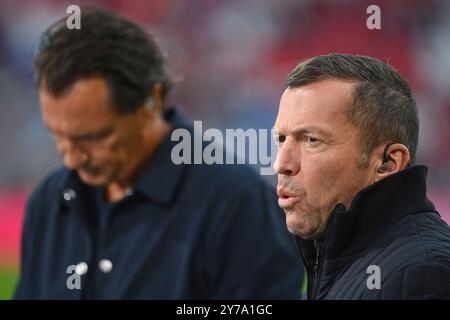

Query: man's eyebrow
[272,126,329,136]
[293,126,328,136]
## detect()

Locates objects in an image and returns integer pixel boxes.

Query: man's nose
[273,140,300,176]
[58,139,88,170]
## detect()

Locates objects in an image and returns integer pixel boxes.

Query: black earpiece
[377,163,388,173]
[377,142,394,173]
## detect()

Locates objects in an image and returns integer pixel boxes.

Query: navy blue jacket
[297,166,450,299]
[15,107,303,299]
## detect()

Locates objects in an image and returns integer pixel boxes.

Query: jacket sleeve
[13,189,39,299]
[382,261,450,299]
[206,179,304,299]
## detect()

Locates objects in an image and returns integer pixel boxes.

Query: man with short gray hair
[274,53,450,299]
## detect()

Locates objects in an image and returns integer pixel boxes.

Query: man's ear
[149,82,163,114]
[142,82,164,116]
[136,83,164,129]
[374,143,411,182]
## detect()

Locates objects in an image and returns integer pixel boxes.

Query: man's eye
[82,134,103,141]
[275,135,286,144]
[304,135,319,144]
[79,131,112,142]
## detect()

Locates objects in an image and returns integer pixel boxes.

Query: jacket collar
[60,106,191,207]
[296,165,437,263]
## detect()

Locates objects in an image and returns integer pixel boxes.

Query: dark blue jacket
[15,107,303,299]
[297,166,450,299]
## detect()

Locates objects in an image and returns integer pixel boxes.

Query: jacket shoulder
[379,212,450,266]
[410,211,450,261]
[380,212,450,299]
[326,212,450,299]
[382,259,450,299]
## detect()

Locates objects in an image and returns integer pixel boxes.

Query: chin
[286,215,306,236]
[286,215,321,239]
[287,225,310,238]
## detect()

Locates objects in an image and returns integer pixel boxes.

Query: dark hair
[286,53,419,166]
[35,6,172,113]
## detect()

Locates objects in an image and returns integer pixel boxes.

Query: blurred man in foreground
[274,53,450,299]
[14,7,303,299]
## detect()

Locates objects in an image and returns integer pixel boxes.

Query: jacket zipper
[310,241,323,299]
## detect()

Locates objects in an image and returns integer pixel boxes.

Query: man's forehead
[39,79,120,135]
[275,80,355,130]
[281,79,355,107]
[40,77,118,112]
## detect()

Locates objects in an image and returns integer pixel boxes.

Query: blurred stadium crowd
[0,0,449,298]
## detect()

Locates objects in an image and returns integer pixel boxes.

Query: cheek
[302,152,368,209]
[106,135,138,166]
[85,138,125,165]
[301,155,346,204]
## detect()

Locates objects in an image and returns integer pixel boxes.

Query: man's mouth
[277,189,300,209]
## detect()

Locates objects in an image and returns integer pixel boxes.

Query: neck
[105,117,171,202]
